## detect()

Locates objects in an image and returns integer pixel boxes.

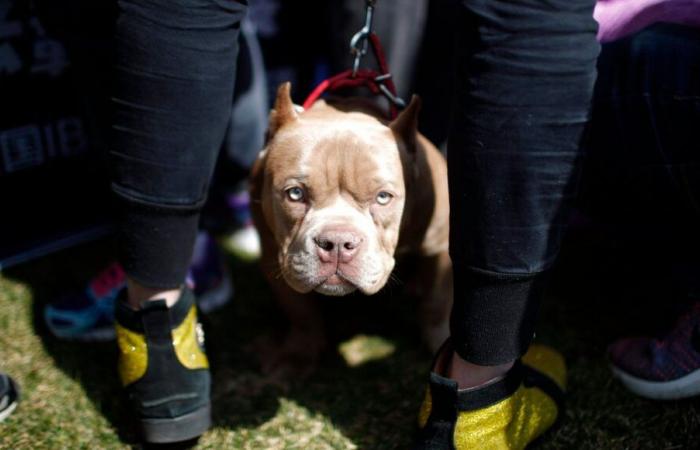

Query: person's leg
[416,0,598,447]
[211,18,267,260]
[111,0,247,442]
[447,0,598,385]
[112,0,246,307]
[583,23,700,230]
[594,24,700,400]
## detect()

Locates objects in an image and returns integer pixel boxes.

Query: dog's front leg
[416,251,453,353]
[258,277,327,378]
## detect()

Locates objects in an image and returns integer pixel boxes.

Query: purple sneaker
[608,301,700,400]
[221,190,261,261]
[44,232,232,341]
[189,231,234,314]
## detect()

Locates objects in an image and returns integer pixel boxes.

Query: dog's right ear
[267,82,299,139]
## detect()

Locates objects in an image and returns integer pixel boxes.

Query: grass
[1,233,700,449]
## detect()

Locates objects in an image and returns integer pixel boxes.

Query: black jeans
[584,24,700,230]
[580,24,700,307]
[111,0,247,288]
[447,0,599,364]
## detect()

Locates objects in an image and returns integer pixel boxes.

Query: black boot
[115,287,211,443]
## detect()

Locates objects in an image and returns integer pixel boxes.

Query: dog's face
[258,84,420,296]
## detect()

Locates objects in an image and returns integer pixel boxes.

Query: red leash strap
[367,33,398,99]
[302,31,404,119]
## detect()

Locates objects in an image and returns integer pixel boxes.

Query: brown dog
[250,83,452,371]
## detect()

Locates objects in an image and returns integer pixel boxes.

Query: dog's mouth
[313,271,357,296]
[323,273,349,286]
[282,247,392,296]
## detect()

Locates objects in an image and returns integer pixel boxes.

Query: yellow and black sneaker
[115,287,211,443]
[415,341,566,450]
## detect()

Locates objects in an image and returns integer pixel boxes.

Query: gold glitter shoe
[115,287,211,443]
[415,341,565,450]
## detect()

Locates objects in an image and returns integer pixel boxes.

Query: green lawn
[1,236,699,449]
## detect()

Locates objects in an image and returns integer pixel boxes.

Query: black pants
[584,24,700,230]
[111,0,247,288]
[580,24,700,311]
[111,0,598,365]
[447,0,599,364]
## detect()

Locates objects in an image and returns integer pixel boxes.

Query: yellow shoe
[115,287,211,443]
[415,341,566,450]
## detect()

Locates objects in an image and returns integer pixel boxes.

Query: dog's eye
[376,191,393,205]
[286,187,305,202]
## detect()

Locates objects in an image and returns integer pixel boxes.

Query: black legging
[111,0,599,366]
[111,0,247,288]
[447,0,599,364]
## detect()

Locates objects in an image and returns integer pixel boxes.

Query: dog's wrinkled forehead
[266,119,403,203]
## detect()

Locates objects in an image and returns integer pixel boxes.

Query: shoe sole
[140,403,212,443]
[611,365,700,400]
[0,401,18,423]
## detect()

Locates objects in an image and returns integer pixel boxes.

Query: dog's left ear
[389,95,421,153]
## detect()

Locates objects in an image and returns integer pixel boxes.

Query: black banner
[0,0,115,269]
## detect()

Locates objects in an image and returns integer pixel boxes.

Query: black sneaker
[115,287,211,443]
[0,373,20,423]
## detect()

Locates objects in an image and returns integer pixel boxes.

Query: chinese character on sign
[1,125,44,173]
[27,17,69,77]
[0,5,69,78]
[0,2,22,75]
[0,42,22,75]
[31,37,68,76]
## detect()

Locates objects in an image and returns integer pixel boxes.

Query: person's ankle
[447,351,514,390]
[126,277,181,309]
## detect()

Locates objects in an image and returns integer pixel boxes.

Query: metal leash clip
[350,0,376,77]
[375,73,406,108]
